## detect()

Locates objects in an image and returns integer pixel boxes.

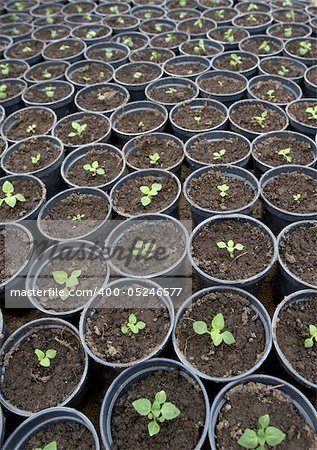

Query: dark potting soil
[200,0,231,6]
[4,137,61,173]
[134,10,164,19]
[234,14,270,27]
[6,40,44,59]
[288,100,317,126]
[5,108,55,141]
[33,4,61,15]
[127,134,183,169]
[213,54,256,72]
[113,175,178,215]
[24,421,95,450]
[115,109,165,134]
[41,193,109,240]
[279,222,317,286]
[250,79,295,103]
[181,41,220,57]
[276,297,317,385]
[115,35,147,50]
[165,61,207,76]
[0,226,31,285]
[240,38,282,55]
[230,104,286,133]
[237,2,270,12]
[270,24,311,39]
[0,326,85,413]
[33,27,70,41]
[192,219,273,280]
[167,0,198,8]
[104,15,138,29]
[131,49,172,64]
[0,81,25,102]
[140,22,173,35]
[273,10,308,23]
[68,63,113,86]
[204,9,237,22]
[111,370,206,450]
[152,33,188,48]
[8,0,37,10]
[87,47,127,63]
[306,66,317,86]
[23,84,72,104]
[5,24,31,38]
[177,19,215,34]
[73,26,110,40]
[66,15,101,25]
[215,382,317,450]
[116,64,160,84]
[167,10,200,21]
[188,136,250,165]
[85,283,170,363]
[0,62,26,79]
[176,291,266,377]
[44,40,85,59]
[208,28,248,44]
[57,115,109,146]
[28,63,69,82]
[260,59,305,78]
[148,84,196,103]
[172,103,225,130]
[0,179,44,222]
[286,40,317,59]
[63,3,95,14]
[77,86,127,113]
[186,170,255,212]
[264,171,317,215]
[253,135,315,167]
[96,4,129,15]
[198,75,246,95]
[66,148,124,187]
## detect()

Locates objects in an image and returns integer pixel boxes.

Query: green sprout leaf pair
[213,149,226,161]
[217,184,229,198]
[133,240,156,263]
[83,160,105,176]
[306,106,317,120]
[140,183,162,207]
[253,111,267,128]
[35,349,57,368]
[0,84,7,100]
[121,313,146,334]
[193,313,235,346]
[217,240,244,258]
[238,414,286,449]
[31,153,41,165]
[68,122,87,138]
[277,148,292,163]
[304,324,317,348]
[0,181,26,208]
[52,270,81,300]
[149,153,160,166]
[34,441,57,450]
[230,54,242,68]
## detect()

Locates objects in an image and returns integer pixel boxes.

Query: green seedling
[31,153,41,165]
[305,106,317,120]
[179,0,187,6]
[247,3,258,11]
[105,50,114,59]
[0,84,7,100]
[97,92,106,101]
[259,41,270,53]
[123,37,133,47]
[217,184,229,198]
[84,14,93,22]
[193,312,235,346]
[299,41,311,56]
[194,115,202,125]
[215,9,225,19]
[82,76,91,82]
[86,30,97,39]
[165,34,175,43]
[266,89,275,101]
[283,0,293,5]
[42,69,52,79]
[166,87,177,95]
[277,147,292,163]
[179,12,187,19]
[34,349,57,368]
[149,153,160,165]
[293,193,301,203]
[110,6,120,14]
[194,19,203,28]
[218,80,224,86]
[285,9,295,20]
[304,324,317,348]
[194,39,206,53]
[27,124,37,134]
[116,17,125,25]
[34,441,57,450]
[133,390,180,437]
[50,30,57,39]
[217,239,244,258]
[138,121,145,130]
[253,110,267,128]
[284,27,293,38]
[76,5,83,13]
[238,414,286,449]
[45,8,53,16]
[52,270,81,300]
[133,71,143,80]
[150,51,161,61]
[144,12,152,19]
[0,181,26,208]
[46,17,54,24]
[45,86,55,99]
[15,2,25,11]
[11,27,20,35]
[0,64,10,76]
[230,54,242,68]
[246,14,257,22]
[72,213,85,221]
[68,122,87,138]
[59,44,70,51]
[132,240,156,263]
[224,29,234,43]
[121,313,146,334]
[212,149,226,160]
[140,183,162,206]
[22,46,32,54]
[278,65,289,77]
[83,160,105,176]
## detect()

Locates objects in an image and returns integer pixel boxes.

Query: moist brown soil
[96,4,129,15]
[127,134,183,169]
[66,15,101,25]
[151,33,188,48]
[0,138,6,157]
[167,10,200,21]
[5,24,31,38]
[33,4,61,15]
[115,35,147,50]
[0,62,26,79]
[0,226,31,284]
[115,109,165,133]
[4,137,60,173]
[165,61,206,76]
[186,170,255,212]
[111,370,206,450]
[27,63,69,82]
[286,41,317,59]
[0,179,44,222]
[176,291,266,377]
[63,3,95,14]
[148,84,196,103]
[237,2,270,13]
[87,47,127,63]
[73,26,110,40]
[5,108,55,141]
[271,0,303,9]
[279,222,317,286]
[276,297,317,385]
[263,171,317,214]
[260,59,305,78]
[173,103,225,130]
[250,79,295,103]
[181,41,220,57]
[213,54,256,72]
[253,135,315,167]
[57,115,109,147]
[41,193,109,240]
[306,66,317,86]
[204,9,237,22]
[272,10,308,23]
[77,86,127,113]
[199,75,246,94]
[23,84,72,103]
[208,28,248,44]
[85,284,170,363]
[269,24,311,39]
[0,81,24,102]
[177,19,215,34]
[288,100,317,125]
[134,10,163,19]
[188,136,250,165]
[34,16,65,27]
[66,148,123,187]
[1,326,85,413]
[230,104,286,133]
[131,48,172,64]
[216,382,317,450]
[167,0,198,9]
[68,63,112,86]
[33,27,70,41]
[116,64,160,84]
[234,14,270,27]
[6,40,44,59]
[192,219,273,280]
[241,38,282,55]
[25,421,95,450]
[113,175,178,215]
[8,0,37,10]
[140,22,173,35]
[44,40,85,59]
[104,15,138,29]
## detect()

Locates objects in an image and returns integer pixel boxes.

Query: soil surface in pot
[188,136,250,165]
[28,63,69,82]
[173,103,226,130]
[134,10,164,20]
[4,108,55,141]
[115,35,147,50]
[87,47,127,63]
[0,178,44,222]
[177,19,215,35]
[127,135,183,169]
[176,290,266,377]
[25,421,95,450]
[0,226,31,285]
[57,115,109,147]
[6,40,44,59]
[273,10,308,23]
[306,67,317,86]
[213,54,256,72]
[64,3,94,14]
[68,63,113,86]
[288,100,317,126]
[152,33,188,48]
[73,26,110,40]
[263,171,317,214]
[250,79,295,103]
[77,86,127,113]
[234,14,270,27]
[34,27,70,42]
[167,10,199,21]
[4,137,61,173]
[97,4,128,15]
[84,283,170,363]
[113,174,178,215]
[199,74,246,95]
[111,370,206,450]
[0,139,6,157]
[0,62,26,79]
[276,296,317,385]
[168,0,198,8]
[204,9,237,22]
[253,135,315,167]
[0,325,85,412]
[181,41,219,57]
[0,81,24,102]
[44,40,85,59]
[241,38,282,56]
[279,222,317,286]
[3,24,31,39]
[215,381,317,449]
[24,83,72,104]
[186,170,255,212]
[208,28,248,44]
[192,219,273,280]
[231,103,286,133]
[286,40,317,59]
[270,24,310,39]
[104,15,138,30]
[237,2,270,13]
[165,61,207,76]
[260,58,305,78]
[148,83,196,103]
[115,109,165,134]
[116,64,160,84]
[140,22,173,35]
[66,148,123,187]
[131,49,172,64]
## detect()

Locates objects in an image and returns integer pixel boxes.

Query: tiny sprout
[27,124,37,134]
[42,69,52,79]
[133,240,156,263]
[304,324,317,348]
[123,37,133,47]
[76,5,83,13]
[0,84,7,101]
[83,160,105,176]
[299,41,311,56]
[59,44,70,51]
[46,17,54,24]
[97,92,106,101]
[0,181,26,208]
[144,12,152,19]
[84,14,93,22]
[293,193,301,203]
[246,14,257,22]
[213,149,226,160]
[194,19,203,28]
[34,441,57,450]
[132,390,180,437]
[52,269,81,300]
[72,213,85,221]
[277,147,292,163]
[150,51,161,61]
[217,184,229,198]
[50,30,57,39]
[259,41,270,53]
[166,87,177,95]
[305,106,317,120]
[230,54,242,68]
[68,122,87,138]
[194,39,205,53]
[193,313,235,346]
[15,2,25,11]
[149,153,160,166]
[194,115,201,124]
[22,46,32,54]
[215,9,225,19]
[31,154,41,165]
[45,86,55,99]
[82,76,91,82]
[218,80,224,86]
[224,29,234,43]
[179,12,187,19]
[284,27,293,38]
[0,64,10,76]
[110,6,120,13]
[105,50,114,59]
[133,71,143,80]
[117,17,125,25]
[266,89,275,101]
[179,0,187,5]
[238,414,286,449]
[138,121,145,130]
[285,9,295,20]
[45,8,53,16]
[86,30,97,39]
[278,65,289,77]
[217,240,244,258]
[140,183,162,206]
[247,3,258,11]
[253,110,267,128]
[165,34,175,43]
[34,349,57,368]
[121,313,146,334]
[283,0,292,5]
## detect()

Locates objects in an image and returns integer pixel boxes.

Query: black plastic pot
[197,70,247,105]
[62,1,96,16]
[0,36,12,57]
[4,38,44,66]
[183,164,260,224]
[258,55,307,84]
[284,37,316,66]
[43,38,87,64]
[173,285,272,382]
[166,7,200,22]
[6,0,39,13]
[272,289,317,391]
[84,42,130,68]
[33,15,65,28]
[99,358,210,450]
[232,12,273,35]
[0,105,4,127]
[65,59,114,90]
[32,24,72,43]
[71,24,112,46]
[179,38,224,57]
[211,50,259,79]
[267,22,312,41]
[0,58,29,80]
[0,78,27,116]
[239,34,284,58]
[2,407,100,450]
[304,65,317,97]
[30,2,63,17]
[103,14,140,34]
[0,318,89,417]
[129,46,175,64]
[207,26,250,51]
[260,165,317,234]
[286,98,317,136]
[24,60,71,84]
[163,54,211,80]
[95,2,131,16]
[0,23,33,43]
[208,374,317,450]
[247,74,302,107]
[272,8,310,24]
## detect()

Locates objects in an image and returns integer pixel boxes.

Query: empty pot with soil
[84,42,130,69]
[0,78,27,116]
[284,37,317,67]
[273,289,317,390]
[99,358,210,450]
[239,34,284,58]
[43,38,87,64]
[196,70,247,105]
[247,74,302,107]
[258,55,307,84]
[286,98,317,136]
[75,83,130,116]
[207,26,250,51]
[65,60,114,90]
[211,50,259,79]
[0,24,31,43]
[163,55,211,80]
[145,77,198,111]
[23,61,71,84]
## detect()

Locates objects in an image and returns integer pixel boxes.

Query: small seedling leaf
[155,390,167,404]
[133,398,151,416]
[238,429,259,448]
[212,313,224,331]
[193,321,208,335]
[148,420,160,436]
[265,427,286,446]
[161,402,181,420]
[222,330,236,345]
